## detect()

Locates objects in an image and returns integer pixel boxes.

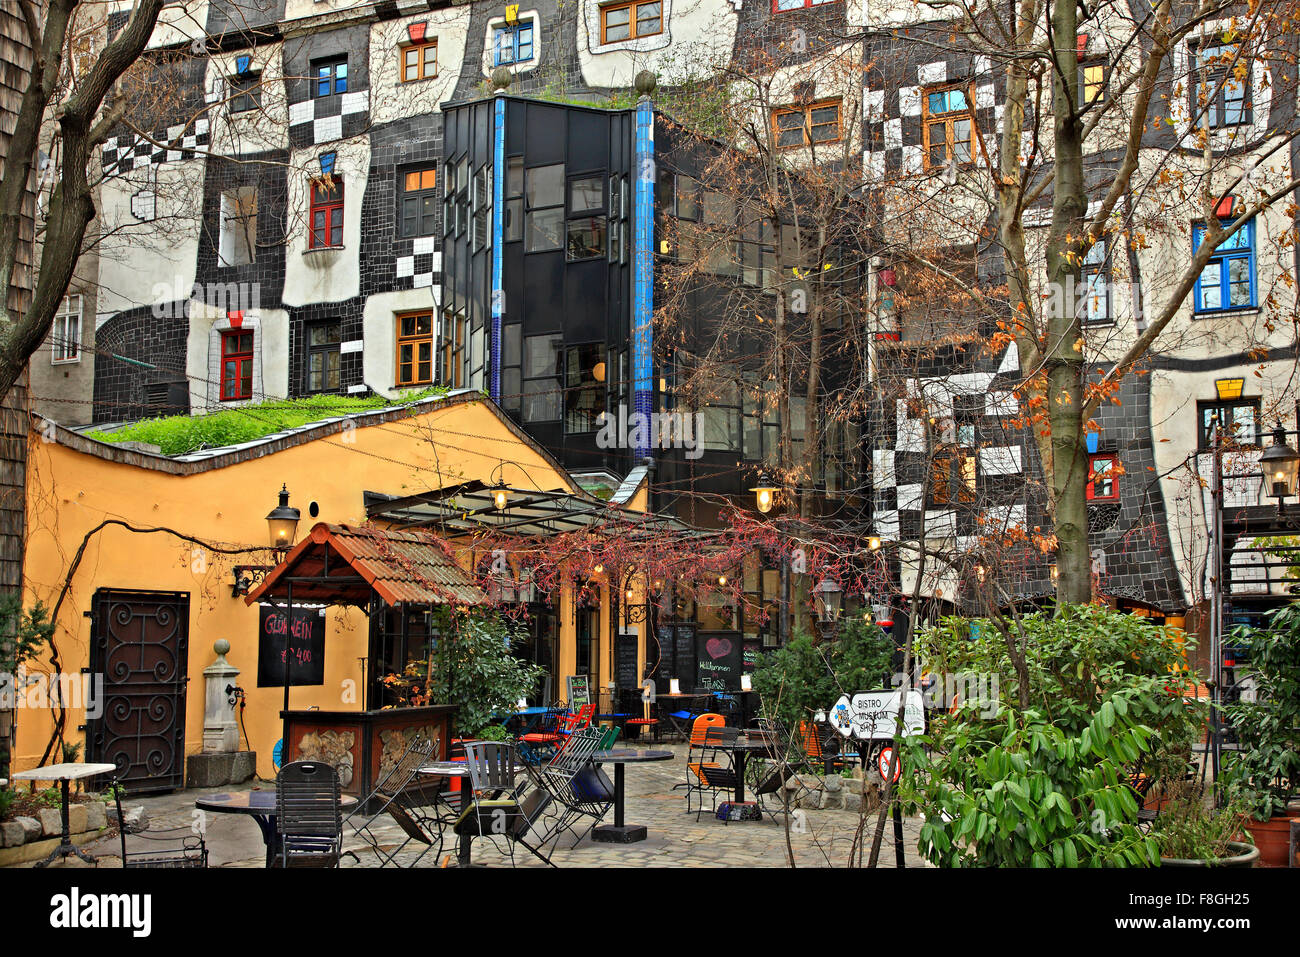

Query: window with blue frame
[311,55,347,98]
[493,22,534,66]
[1193,218,1255,313]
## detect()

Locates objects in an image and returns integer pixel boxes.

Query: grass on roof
[90,388,446,456]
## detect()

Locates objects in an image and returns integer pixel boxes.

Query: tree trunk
[0,0,35,781]
[1043,1,1091,605]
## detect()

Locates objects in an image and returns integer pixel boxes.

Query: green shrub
[1222,601,1300,820]
[751,616,894,732]
[898,606,1204,867]
[1151,782,1253,861]
[90,388,445,456]
[415,609,547,739]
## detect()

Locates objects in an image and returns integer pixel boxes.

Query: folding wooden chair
[275,761,344,868]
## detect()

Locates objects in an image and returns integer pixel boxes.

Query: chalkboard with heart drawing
[696,630,741,692]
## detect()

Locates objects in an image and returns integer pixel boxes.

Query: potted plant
[1150,781,1258,867]
[1222,603,1300,867]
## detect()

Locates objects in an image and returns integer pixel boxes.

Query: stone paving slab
[22,744,932,869]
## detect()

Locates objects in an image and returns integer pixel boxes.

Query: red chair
[558,703,596,736]
[623,691,659,743]
[519,709,566,760]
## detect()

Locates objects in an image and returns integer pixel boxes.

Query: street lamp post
[1260,423,1300,512]
[813,578,842,641]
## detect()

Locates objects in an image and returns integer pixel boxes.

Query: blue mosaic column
[490,95,506,404]
[632,97,655,457]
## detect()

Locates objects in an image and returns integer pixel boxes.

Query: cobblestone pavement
[54,744,932,869]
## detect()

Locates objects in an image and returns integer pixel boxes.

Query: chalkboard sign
[257,605,326,687]
[615,633,639,689]
[566,674,591,709]
[673,623,696,689]
[743,640,761,674]
[696,630,741,692]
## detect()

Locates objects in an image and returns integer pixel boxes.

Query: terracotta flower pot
[1242,816,1293,867]
[1160,841,1259,868]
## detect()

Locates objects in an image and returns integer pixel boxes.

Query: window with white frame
[1080,239,1110,324]
[218,187,257,266]
[52,295,81,364]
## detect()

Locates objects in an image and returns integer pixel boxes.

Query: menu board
[566,674,591,709]
[695,630,741,692]
[257,605,326,687]
[615,633,639,689]
[742,640,761,674]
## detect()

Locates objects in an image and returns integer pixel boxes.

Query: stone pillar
[202,639,240,753]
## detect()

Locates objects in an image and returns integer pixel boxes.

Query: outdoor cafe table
[590,748,674,843]
[194,789,357,867]
[11,762,117,866]
[656,693,712,738]
[697,736,777,805]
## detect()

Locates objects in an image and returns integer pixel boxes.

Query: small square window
[601,0,661,44]
[396,312,434,386]
[1086,453,1119,501]
[52,295,81,364]
[493,22,534,66]
[311,56,347,98]
[771,100,842,150]
[401,41,437,83]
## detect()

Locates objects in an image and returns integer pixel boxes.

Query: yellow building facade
[16,393,647,784]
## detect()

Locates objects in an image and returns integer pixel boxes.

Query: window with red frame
[1087,453,1119,501]
[220,330,254,401]
[309,176,344,248]
[774,0,837,9]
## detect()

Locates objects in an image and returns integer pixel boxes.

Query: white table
[11,763,117,866]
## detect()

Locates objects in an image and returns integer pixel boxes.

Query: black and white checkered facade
[863,54,1002,180]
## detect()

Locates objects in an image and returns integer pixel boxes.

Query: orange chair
[682,713,727,797]
[685,715,738,817]
[799,720,853,775]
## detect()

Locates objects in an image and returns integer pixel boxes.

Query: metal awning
[245,522,485,608]
[363,484,716,542]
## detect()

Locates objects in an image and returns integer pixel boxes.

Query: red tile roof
[245,522,483,607]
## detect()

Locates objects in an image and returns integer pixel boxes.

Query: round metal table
[692,738,776,804]
[195,789,357,867]
[590,748,674,843]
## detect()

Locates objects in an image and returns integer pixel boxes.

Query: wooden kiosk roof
[245,522,484,608]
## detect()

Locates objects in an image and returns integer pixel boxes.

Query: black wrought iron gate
[86,589,190,793]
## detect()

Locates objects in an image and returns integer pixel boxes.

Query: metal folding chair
[530,726,611,849]
[113,782,207,868]
[690,726,740,821]
[342,734,440,867]
[454,741,554,867]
